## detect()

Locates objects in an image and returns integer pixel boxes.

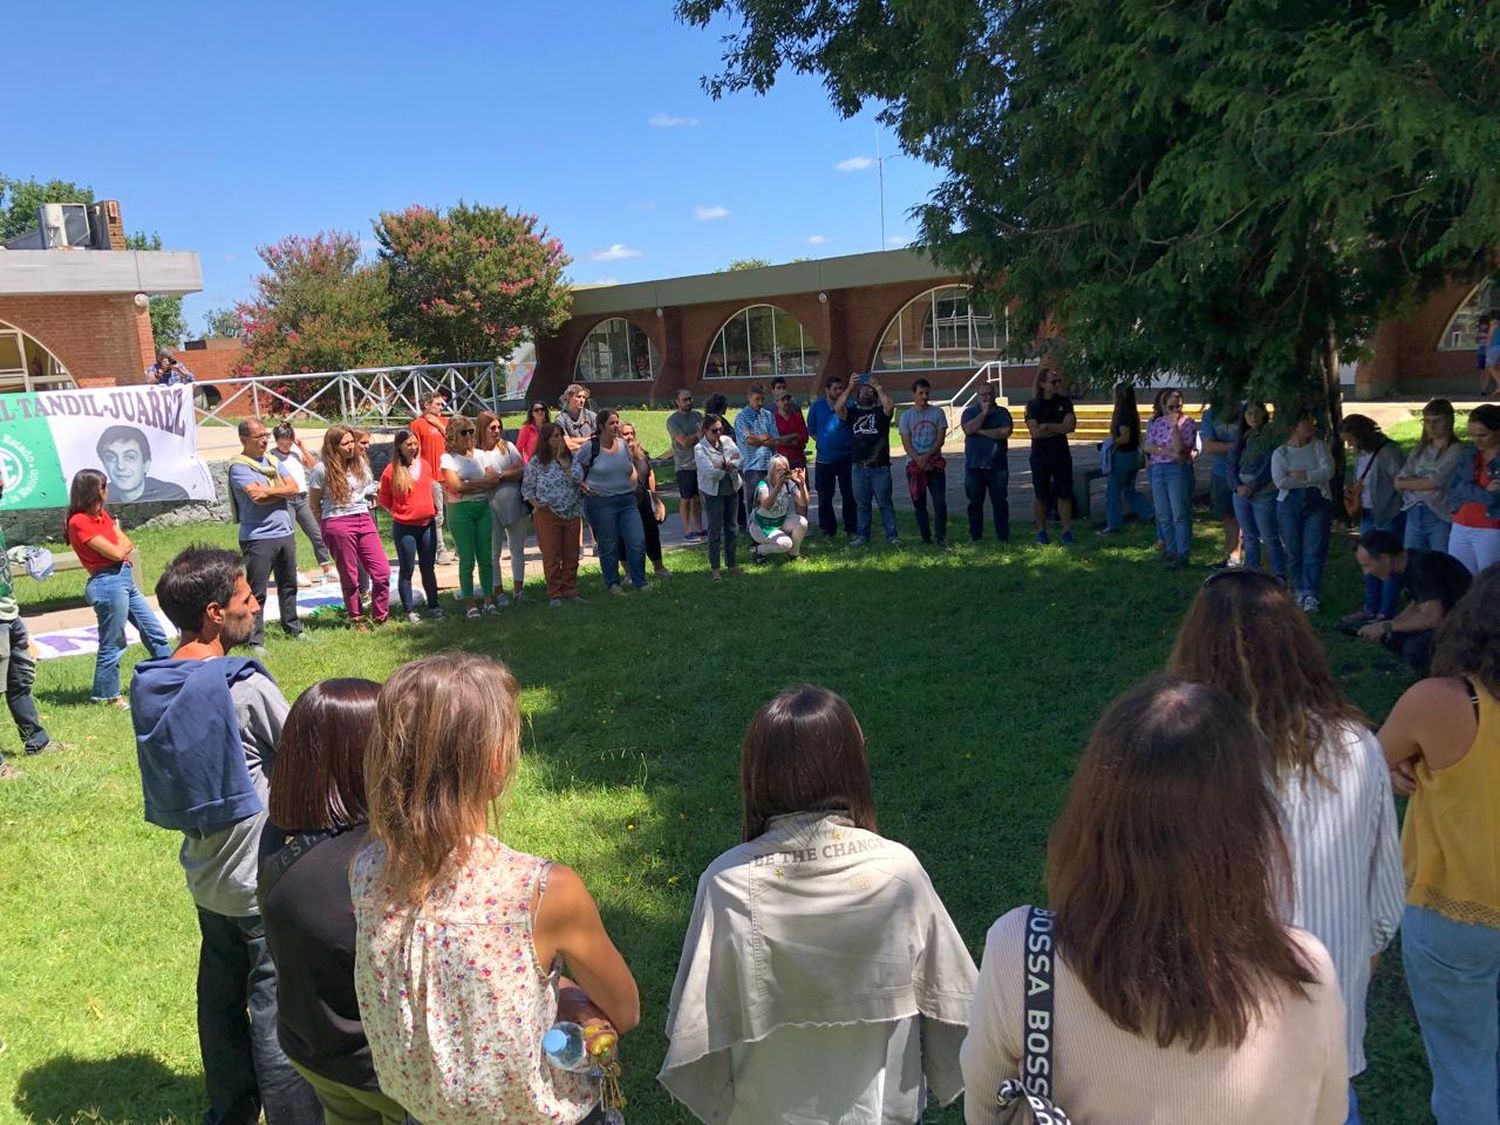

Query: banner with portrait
[0,383,214,511]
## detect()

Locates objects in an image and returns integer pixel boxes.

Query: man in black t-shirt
[1352,529,1473,674]
[1024,372,1077,545]
[835,376,899,545]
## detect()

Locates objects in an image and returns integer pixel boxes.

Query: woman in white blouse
[1170,569,1403,1122]
[693,413,744,581]
[1271,410,1336,613]
[478,411,529,606]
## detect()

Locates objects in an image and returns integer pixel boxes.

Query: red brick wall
[533,278,1043,406]
[0,293,154,387]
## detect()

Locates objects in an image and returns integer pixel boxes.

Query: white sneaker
[296,573,313,588]
[492,593,511,609]
[407,611,424,624]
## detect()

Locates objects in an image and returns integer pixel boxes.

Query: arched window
[0,320,72,393]
[1437,277,1498,351]
[873,284,1000,371]
[703,305,820,379]
[575,317,658,381]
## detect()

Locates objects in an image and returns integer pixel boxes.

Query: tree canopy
[374,202,571,363]
[678,1,1500,411]
[236,232,419,375]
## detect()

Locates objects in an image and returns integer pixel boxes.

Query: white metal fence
[191,362,502,428]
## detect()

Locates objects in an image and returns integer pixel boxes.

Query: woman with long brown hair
[258,678,407,1124]
[961,676,1347,1124]
[660,685,976,1122]
[1395,399,1466,553]
[1170,570,1402,1115]
[1100,382,1151,533]
[65,467,173,706]
[351,653,638,1124]
[308,424,390,627]
[376,428,440,623]
[521,422,585,605]
[1379,568,1500,1124]
[1338,413,1406,631]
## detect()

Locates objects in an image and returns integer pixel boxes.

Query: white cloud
[589,243,643,262]
[887,235,912,247]
[649,113,700,128]
[836,156,875,172]
[695,205,730,221]
[592,277,620,286]
[806,234,827,245]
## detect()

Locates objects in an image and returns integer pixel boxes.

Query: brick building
[0,200,202,394]
[534,250,1497,405]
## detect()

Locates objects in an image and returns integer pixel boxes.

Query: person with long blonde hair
[352,653,639,1124]
[477,411,531,605]
[1170,570,1403,1118]
[377,428,441,623]
[308,424,390,627]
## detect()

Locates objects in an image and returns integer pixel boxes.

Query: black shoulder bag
[996,906,1073,1124]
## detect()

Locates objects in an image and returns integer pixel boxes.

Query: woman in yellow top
[1379,566,1500,1125]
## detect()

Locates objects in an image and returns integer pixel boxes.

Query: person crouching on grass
[352,652,639,1124]
[660,685,976,1122]
[748,455,809,563]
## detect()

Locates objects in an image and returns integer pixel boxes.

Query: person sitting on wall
[96,424,189,503]
[1348,529,1474,675]
[146,351,195,386]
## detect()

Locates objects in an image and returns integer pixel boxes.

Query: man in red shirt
[410,389,452,563]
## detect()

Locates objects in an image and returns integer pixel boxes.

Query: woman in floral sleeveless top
[351,652,639,1124]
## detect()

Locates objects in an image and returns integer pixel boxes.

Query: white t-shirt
[440,450,490,503]
[271,448,310,493]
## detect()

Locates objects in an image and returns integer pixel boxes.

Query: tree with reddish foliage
[375,202,572,363]
[236,231,419,376]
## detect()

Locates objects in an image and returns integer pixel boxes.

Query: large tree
[0,175,189,349]
[236,231,419,375]
[375,202,572,363]
[677,1,1500,413]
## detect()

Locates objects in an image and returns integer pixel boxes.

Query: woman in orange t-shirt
[377,429,441,624]
[64,469,173,708]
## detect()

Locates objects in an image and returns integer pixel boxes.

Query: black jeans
[1383,628,1436,677]
[241,535,302,645]
[814,459,856,536]
[392,519,440,613]
[196,909,321,1125]
[912,469,949,544]
[0,616,50,766]
[965,467,1011,540]
[704,489,739,571]
[636,498,664,566]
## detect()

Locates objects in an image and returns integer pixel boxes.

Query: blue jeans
[196,909,322,1125]
[392,519,439,613]
[964,466,1010,540]
[1149,461,1194,559]
[1277,490,1332,600]
[1104,449,1152,531]
[1360,509,1406,617]
[85,564,173,701]
[852,463,897,542]
[584,491,647,588]
[1401,905,1500,1125]
[0,616,50,767]
[1231,489,1284,576]
[1404,505,1452,552]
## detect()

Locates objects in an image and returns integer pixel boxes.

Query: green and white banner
[0,383,213,511]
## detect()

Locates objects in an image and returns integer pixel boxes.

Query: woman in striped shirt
[1170,569,1404,1122]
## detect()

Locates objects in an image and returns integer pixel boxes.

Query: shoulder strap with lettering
[256,828,340,903]
[996,906,1071,1124]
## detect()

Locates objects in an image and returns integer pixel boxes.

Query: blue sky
[7,0,943,332]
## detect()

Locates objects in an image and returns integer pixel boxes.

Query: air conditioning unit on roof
[39,203,92,248]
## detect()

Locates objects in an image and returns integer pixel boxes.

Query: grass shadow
[15,1052,201,1124]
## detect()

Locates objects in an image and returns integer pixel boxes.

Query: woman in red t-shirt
[377,429,441,624]
[516,402,550,463]
[1446,403,1500,575]
[64,469,174,707]
[772,392,810,516]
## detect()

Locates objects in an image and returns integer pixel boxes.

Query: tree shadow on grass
[16,1052,201,1124]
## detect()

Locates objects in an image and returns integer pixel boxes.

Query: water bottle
[543,1021,599,1075]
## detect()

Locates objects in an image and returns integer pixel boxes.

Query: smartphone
[855,373,872,384]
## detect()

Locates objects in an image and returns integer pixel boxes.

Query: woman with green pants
[438,415,498,619]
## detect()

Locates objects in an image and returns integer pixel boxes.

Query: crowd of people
[110,536,1498,1125]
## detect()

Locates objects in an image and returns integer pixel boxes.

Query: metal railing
[943,360,1007,414]
[191,362,502,428]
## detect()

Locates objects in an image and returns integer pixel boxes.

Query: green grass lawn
[0,511,1436,1123]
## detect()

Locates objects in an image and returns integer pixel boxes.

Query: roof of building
[571,248,954,316]
[0,249,202,297]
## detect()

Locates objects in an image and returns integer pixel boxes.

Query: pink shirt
[1147,414,1198,466]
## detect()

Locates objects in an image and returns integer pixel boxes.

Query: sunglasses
[530,407,546,414]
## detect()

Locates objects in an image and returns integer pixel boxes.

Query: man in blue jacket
[806,375,857,539]
[130,547,318,1125]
